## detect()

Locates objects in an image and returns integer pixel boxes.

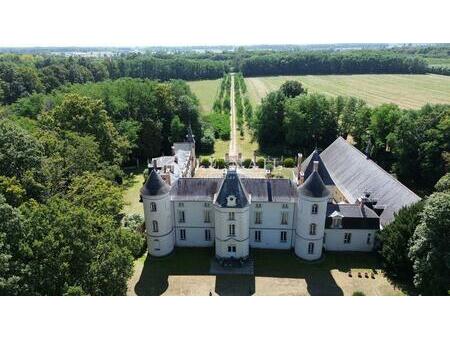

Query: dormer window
[227,195,237,207]
[332,217,342,228]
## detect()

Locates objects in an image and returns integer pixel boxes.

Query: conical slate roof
[141,170,170,197]
[299,170,329,198]
[215,170,249,208]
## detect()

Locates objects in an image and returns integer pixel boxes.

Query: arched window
[311,204,318,214]
[150,202,157,212]
[152,220,159,232]
[309,223,317,236]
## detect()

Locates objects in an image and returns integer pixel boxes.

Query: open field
[245,74,450,109]
[188,79,221,115]
[128,248,404,296]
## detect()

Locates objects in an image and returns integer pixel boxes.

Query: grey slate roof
[299,171,330,198]
[301,150,334,185]
[312,137,421,225]
[215,170,249,208]
[141,170,170,197]
[325,203,380,230]
[171,178,221,201]
[241,178,298,203]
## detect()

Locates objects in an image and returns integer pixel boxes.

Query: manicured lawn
[237,124,258,159]
[245,74,450,109]
[212,138,230,160]
[188,79,221,115]
[127,248,404,296]
[122,168,145,217]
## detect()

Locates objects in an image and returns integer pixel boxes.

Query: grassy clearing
[245,74,450,109]
[212,138,230,159]
[188,79,221,115]
[127,248,404,296]
[237,124,258,159]
[122,168,145,217]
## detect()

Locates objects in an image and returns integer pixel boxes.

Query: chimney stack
[313,160,319,172]
[152,159,158,171]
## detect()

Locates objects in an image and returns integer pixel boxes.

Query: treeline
[233,73,252,136]
[0,53,227,105]
[239,51,428,76]
[204,75,232,145]
[251,80,449,194]
[379,174,450,295]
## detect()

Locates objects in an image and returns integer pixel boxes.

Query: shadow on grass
[134,248,388,296]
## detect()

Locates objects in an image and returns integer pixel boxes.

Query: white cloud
[0,0,448,46]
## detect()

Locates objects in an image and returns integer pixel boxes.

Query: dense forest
[250,80,449,195]
[0,77,208,295]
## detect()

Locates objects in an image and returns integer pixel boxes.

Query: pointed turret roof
[215,170,249,208]
[141,170,170,197]
[299,165,330,198]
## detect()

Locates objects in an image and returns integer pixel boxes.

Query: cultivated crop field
[245,74,450,109]
[188,79,221,115]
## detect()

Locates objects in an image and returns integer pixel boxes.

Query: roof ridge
[329,137,419,198]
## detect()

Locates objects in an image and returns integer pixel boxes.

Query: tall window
[367,233,372,244]
[154,239,160,251]
[205,229,211,241]
[150,202,157,212]
[282,203,289,209]
[309,223,317,236]
[308,242,315,254]
[344,232,352,244]
[204,202,210,208]
[180,229,186,240]
[178,202,184,207]
[204,210,211,223]
[280,231,287,242]
[311,204,318,214]
[255,230,261,242]
[228,212,235,221]
[178,210,185,223]
[281,211,289,225]
[255,211,262,224]
[255,203,262,208]
[229,224,236,237]
[152,220,159,232]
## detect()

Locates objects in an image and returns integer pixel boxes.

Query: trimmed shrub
[215,158,226,169]
[242,158,252,168]
[283,157,295,168]
[200,157,211,168]
[256,158,265,168]
[352,291,365,296]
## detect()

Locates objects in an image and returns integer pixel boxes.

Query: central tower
[213,169,250,259]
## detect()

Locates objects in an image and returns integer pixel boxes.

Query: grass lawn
[188,79,221,115]
[272,167,295,179]
[122,168,145,217]
[245,74,450,109]
[237,124,258,160]
[212,138,230,160]
[127,248,404,296]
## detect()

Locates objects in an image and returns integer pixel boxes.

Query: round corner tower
[141,169,174,257]
[295,161,330,261]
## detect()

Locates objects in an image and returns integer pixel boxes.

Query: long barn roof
[304,137,421,225]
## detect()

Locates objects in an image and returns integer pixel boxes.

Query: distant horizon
[0,42,448,50]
